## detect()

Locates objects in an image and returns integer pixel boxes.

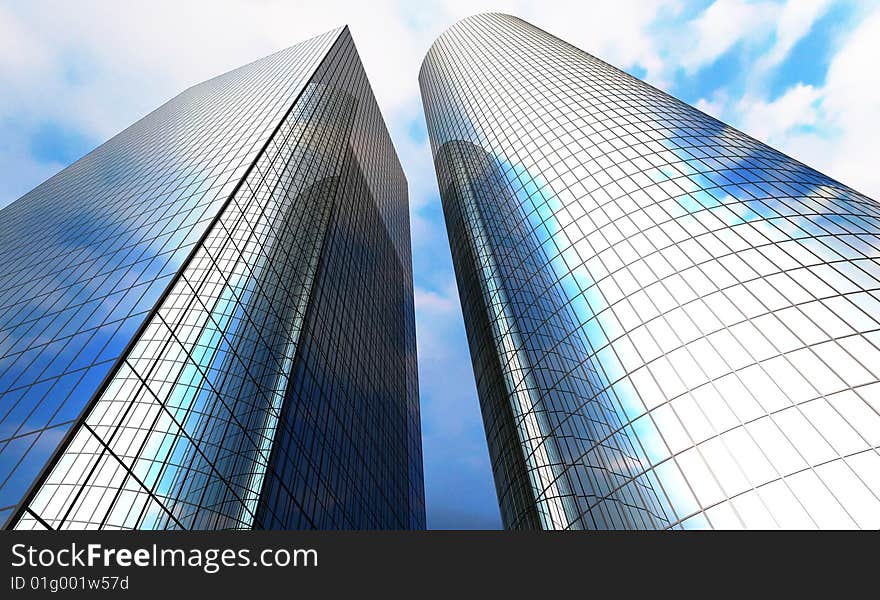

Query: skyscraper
[2,26,425,530]
[420,13,880,529]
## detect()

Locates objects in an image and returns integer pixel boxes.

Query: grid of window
[420,13,880,529]
[8,27,423,529]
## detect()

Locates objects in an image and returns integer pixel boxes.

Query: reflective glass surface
[7,27,423,529]
[420,13,880,529]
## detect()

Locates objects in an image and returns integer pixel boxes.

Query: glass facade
[4,26,424,530]
[420,13,880,529]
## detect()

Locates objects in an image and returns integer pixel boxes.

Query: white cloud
[695,93,729,120]
[755,0,833,73]
[679,0,779,74]
[415,285,458,316]
[808,6,880,196]
[663,0,832,88]
[414,282,465,375]
[736,83,823,143]
[0,4,51,78]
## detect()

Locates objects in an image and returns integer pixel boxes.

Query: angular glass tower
[420,13,880,529]
[2,26,425,530]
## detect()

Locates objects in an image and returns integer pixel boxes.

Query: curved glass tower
[420,13,880,529]
[2,26,424,530]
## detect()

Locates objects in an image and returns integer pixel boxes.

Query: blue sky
[1,0,878,529]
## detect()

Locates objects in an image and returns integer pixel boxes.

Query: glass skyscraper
[420,13,880,529]
[2,26,425,530]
